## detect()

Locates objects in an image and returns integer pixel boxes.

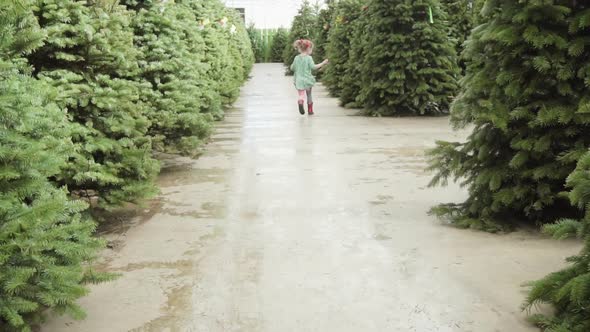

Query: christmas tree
[322,0,364,98]
[247,24,265,63]
[270,28,289,62]
[0,1,107,330]
[184,0,253,105]
[440,0,475,62]
[428,1,590,231]
[472,0,485,24]
[117,0,253,156]
[226,7,254,82]
[357,0,459,115]
[525,151,590,331]
[338,2,370,108]
[28,0,160,209]
[122,0,218,154]
[312,0,336,77]
[283,0,318,73]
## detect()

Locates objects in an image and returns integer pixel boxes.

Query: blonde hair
[293,39,314,53]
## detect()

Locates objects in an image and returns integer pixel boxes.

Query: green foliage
[471,0,485,24]
[322,0,364,98]
[247,24,265,62]
[312,1,335,76]
[123,0,216,155]
[183,0,252,106]
[0,0,252,329]
[283,0,319,73]
[525,151,590,332]
[123,0,252,155]
[270,28,289,62]
[356,0,459,115]
[428,1,590,229]
[440,0,475,60]
[338,2,370,108]
[0,2,107,330]
[248,27,285,63]
[27,0,160,209]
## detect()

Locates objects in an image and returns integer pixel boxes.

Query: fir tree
[226,6,254,81]
[525,151,590,331]
[122,0,218,154]
[270,28,289,62]
[0,1,107,330]
[247,24,264,63]
[338,2,370,108]
[440,0,475,60]
[471,0,485,24]
[428,1,590,230]
[283,0,318,73]
[322,0,364,98]
[312,0,336,75]
[357,0,459,115]
[124,0,253,155]
[122,0,252,155]
[28,0,160,209]
[184,0,253,105]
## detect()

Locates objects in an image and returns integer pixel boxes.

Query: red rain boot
[308,102,314,115]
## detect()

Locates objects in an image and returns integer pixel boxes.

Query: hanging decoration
[230,24,237,34]
[429,6,434,23]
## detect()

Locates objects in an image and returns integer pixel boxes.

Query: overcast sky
[222,0,313,29]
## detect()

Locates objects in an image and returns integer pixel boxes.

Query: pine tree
[440,0,475,60]
[122,0,218,154]
[357,0,459,115]
[121,0,252,155]
[322,0,364,98]
[428,1,590,231]
[184,0,254,105]
[283,0,318,73]
[226,6,254,81]
[248,24,264,63]
[27,0,160,209]
[525,151,590,331]
[270,28,289,62]
[313,0,336,74]
[338,2,370,108]
[0,1,107,330]
[471,0,485,24]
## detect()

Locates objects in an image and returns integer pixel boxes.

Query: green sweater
[290,54,316,90]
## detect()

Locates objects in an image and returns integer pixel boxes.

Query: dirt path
[44,64,580,332]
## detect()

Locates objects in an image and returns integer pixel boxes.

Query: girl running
[290,39,328,115]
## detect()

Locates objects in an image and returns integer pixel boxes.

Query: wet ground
[44,64,580,332]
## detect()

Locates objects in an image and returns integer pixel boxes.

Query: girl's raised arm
[314,59,329,70]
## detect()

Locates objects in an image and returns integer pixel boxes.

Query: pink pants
[297,88,313,104]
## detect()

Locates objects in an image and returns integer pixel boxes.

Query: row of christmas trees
[0,0,253,330]
[432,1,590,330]
[283,0,476,114]
[285,0,590,329]
[247,27,289,63]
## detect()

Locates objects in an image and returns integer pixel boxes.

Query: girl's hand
[323,59,329,65]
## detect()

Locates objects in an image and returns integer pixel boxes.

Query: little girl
[290,39,328,115]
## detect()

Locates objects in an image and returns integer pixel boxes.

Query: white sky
[222,0,310,29]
